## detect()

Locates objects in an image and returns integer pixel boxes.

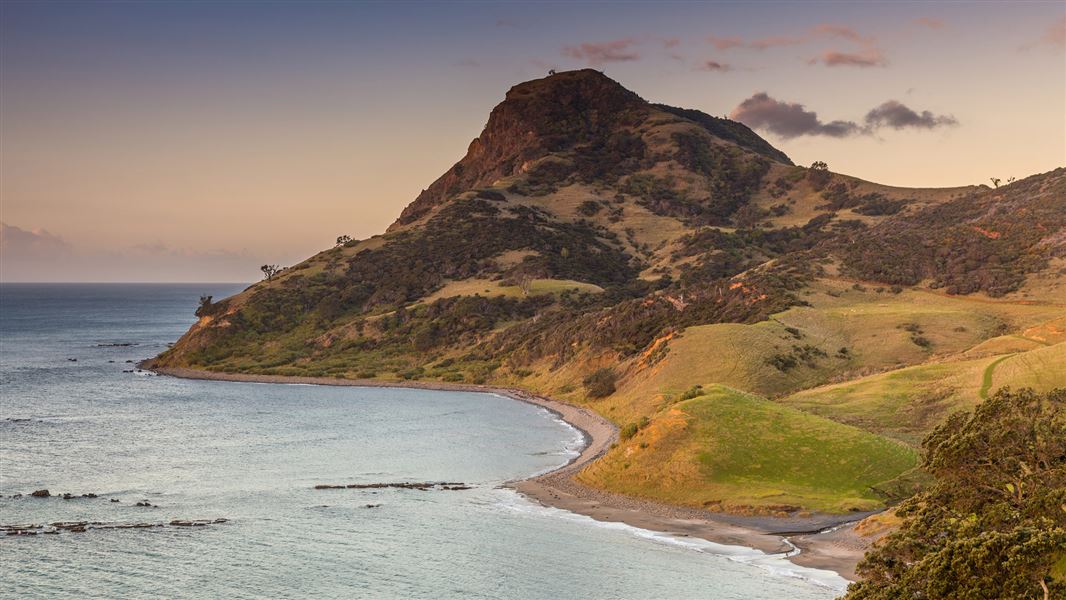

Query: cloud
[1040,16,1065,47]
[729,93,862,139]
[708,24,889,66]
[811,23,868,43]
[0,222,71,260]
[750,35,805,50]
[707,35,744,50]
[562,38,640,64]
[864,100,958,130]
[456,58,480,68]
[730,93,960,139]
[913,17,945,29]
[662,37,681,49]
[696,60,732,72]
[810,48,888,67]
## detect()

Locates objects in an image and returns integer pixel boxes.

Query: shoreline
[146,364,872,583]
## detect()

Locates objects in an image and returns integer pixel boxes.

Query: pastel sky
[2,1,1063,282]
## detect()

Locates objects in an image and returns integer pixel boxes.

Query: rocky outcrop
[390,69,650,228]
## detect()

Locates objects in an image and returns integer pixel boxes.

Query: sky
[1,1,1063,282]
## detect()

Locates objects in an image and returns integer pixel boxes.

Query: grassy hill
[151,69,1066,517]
[578,385,918,514]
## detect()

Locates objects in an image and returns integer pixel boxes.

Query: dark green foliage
[766,344,828,372]
[195,295,215,317]
[653,104,793,165]
[570,131,649,184]
[807,161,831,191]
[680,385,704,401]
[617,132,769,227]
[620,415,652,440]
[583,367,618,398]
[475,189,506,202]
[490,260,810,365]
[845,388,1066,600]
[671,132,771,224]
[577,200,603,216]
[228,198,640,339]
[839,169,1066,297]
[508,159,574,196]
[855,197,907,216]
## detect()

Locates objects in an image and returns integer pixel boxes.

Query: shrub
[475,189,506,202]
[680,385,704,401]
[845,388,1066,600]
[577,200,603,216]
[583,367,618,398]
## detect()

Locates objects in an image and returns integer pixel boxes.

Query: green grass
[579,385,918,514]
[979,354,1013,400]
[989,342,1066,391]
[779,358,989,445]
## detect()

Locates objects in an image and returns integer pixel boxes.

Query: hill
[150,70,1066,519]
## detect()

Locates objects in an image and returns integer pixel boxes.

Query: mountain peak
[390,70,788,229]
[503,68,644,105]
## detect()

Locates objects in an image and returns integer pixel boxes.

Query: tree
[990,177,1001,188]
[260,264,283,281]
[807,161,832,190]
[195,295,213,317]
[336,235,352,247]
[582,368,618,398]
[845,387,1066,600]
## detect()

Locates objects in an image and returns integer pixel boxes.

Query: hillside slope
[151,69,1066,515]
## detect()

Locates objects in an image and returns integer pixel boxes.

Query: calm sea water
[0,283,843,599]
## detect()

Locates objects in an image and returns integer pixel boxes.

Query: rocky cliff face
[392,70,652,228]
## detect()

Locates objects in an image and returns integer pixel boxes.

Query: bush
[680,385,704,401]
[845,388,1066,600]
[577,200,603,216]
[583,367,618,398]
[620,416,652,440]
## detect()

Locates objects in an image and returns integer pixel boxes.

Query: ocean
[0,283,843,599]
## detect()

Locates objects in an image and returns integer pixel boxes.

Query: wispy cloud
[750,35,805,50]
[707,35,744,50]
[809,48,887,68]
[1026,16,1066,49]
[562,38,641,64]
[707,23,888,68]
[731,93,958,138]
[811,23,870,44]
[696,60,732,72]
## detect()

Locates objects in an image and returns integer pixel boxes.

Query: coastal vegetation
[844,387,1065,599]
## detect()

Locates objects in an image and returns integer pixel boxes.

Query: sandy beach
[147,364,874,581]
